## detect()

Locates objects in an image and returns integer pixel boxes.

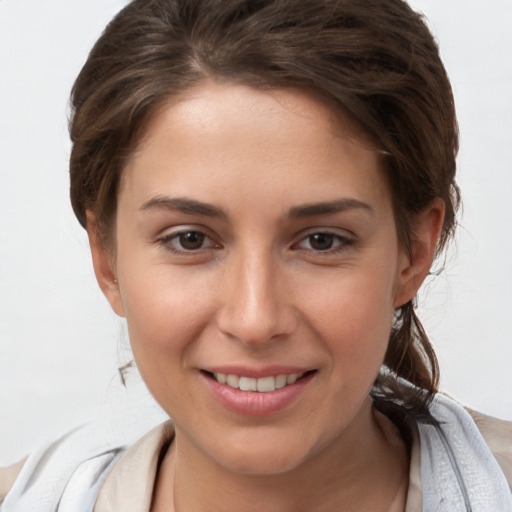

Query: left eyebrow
[139,196,227,218]
[288,198,374,218]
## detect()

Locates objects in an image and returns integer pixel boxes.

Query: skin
[88,82,444,511]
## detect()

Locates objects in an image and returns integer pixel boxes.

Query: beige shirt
[2,408,511,510]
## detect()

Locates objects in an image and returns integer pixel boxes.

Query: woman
[2,0,511,510]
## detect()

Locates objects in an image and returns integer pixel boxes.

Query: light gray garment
[1,423,127,512]
[418,393,512,511]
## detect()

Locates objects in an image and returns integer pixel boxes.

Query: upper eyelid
[293,227,354,241]
[156,226,221,250]
[156,224,215,239]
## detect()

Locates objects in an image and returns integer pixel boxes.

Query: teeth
[257,376,276,392]
[275,375,287,389]
[286,374,298,385]
[239,377,257,391]
[215,373,227,384]
[213,372,305,392]
[226,374,239,388]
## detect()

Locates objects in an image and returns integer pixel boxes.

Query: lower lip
[201,372,315,416]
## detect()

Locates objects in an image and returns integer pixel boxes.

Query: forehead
[120,82,390,216]
[137,82,376,156]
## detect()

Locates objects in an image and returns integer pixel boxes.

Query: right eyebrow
[288,198,374,218]
[139,196,227,218]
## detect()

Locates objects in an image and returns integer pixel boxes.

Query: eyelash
[292,231,354,255]
[156,229,220,255]
[156,228,354,256]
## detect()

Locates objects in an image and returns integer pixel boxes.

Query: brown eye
[308,233,335,251]
[294,231,353,254]
[158,229,217,254]
[178,231,205,250]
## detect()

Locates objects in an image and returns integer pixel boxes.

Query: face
[91,82,422,476]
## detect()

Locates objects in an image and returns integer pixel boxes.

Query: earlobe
[86,210,126,317]
[394,198,446,308]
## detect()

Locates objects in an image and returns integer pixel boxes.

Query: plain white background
[1,0,511,465]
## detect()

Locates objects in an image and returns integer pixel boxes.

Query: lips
[201,368,316,416]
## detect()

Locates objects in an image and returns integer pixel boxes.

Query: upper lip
[201,365,314,379]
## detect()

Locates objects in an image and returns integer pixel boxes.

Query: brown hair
[69,0,460,414]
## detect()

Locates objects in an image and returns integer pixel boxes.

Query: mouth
[202,370,316,393]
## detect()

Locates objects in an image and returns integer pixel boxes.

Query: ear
[86,210,126,317]
[394,198,446,308]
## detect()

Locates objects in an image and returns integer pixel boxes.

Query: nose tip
[215,253,296,346]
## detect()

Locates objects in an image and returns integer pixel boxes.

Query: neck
[152,398,409,512]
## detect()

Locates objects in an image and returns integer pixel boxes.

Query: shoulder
[0,424,127,512]
[0,458,27,504]
[0,416,169,512]
[415,392,512,510]
[466,406,512,486]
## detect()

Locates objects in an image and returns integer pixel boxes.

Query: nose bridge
[217,242,294,345]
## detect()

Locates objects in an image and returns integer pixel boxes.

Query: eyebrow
[140,196,227,218]
[288,198,374,218]
[140,196,373,219]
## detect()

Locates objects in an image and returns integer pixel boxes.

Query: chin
[209,432,316,477]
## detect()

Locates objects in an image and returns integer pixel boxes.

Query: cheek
[300,265,397,369]
[116,260,215,365]
[117,268,219,410]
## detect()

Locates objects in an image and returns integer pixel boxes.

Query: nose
[216,246,297,346]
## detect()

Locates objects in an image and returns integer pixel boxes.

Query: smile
[202,369,317,415]
[212,372,307,392]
